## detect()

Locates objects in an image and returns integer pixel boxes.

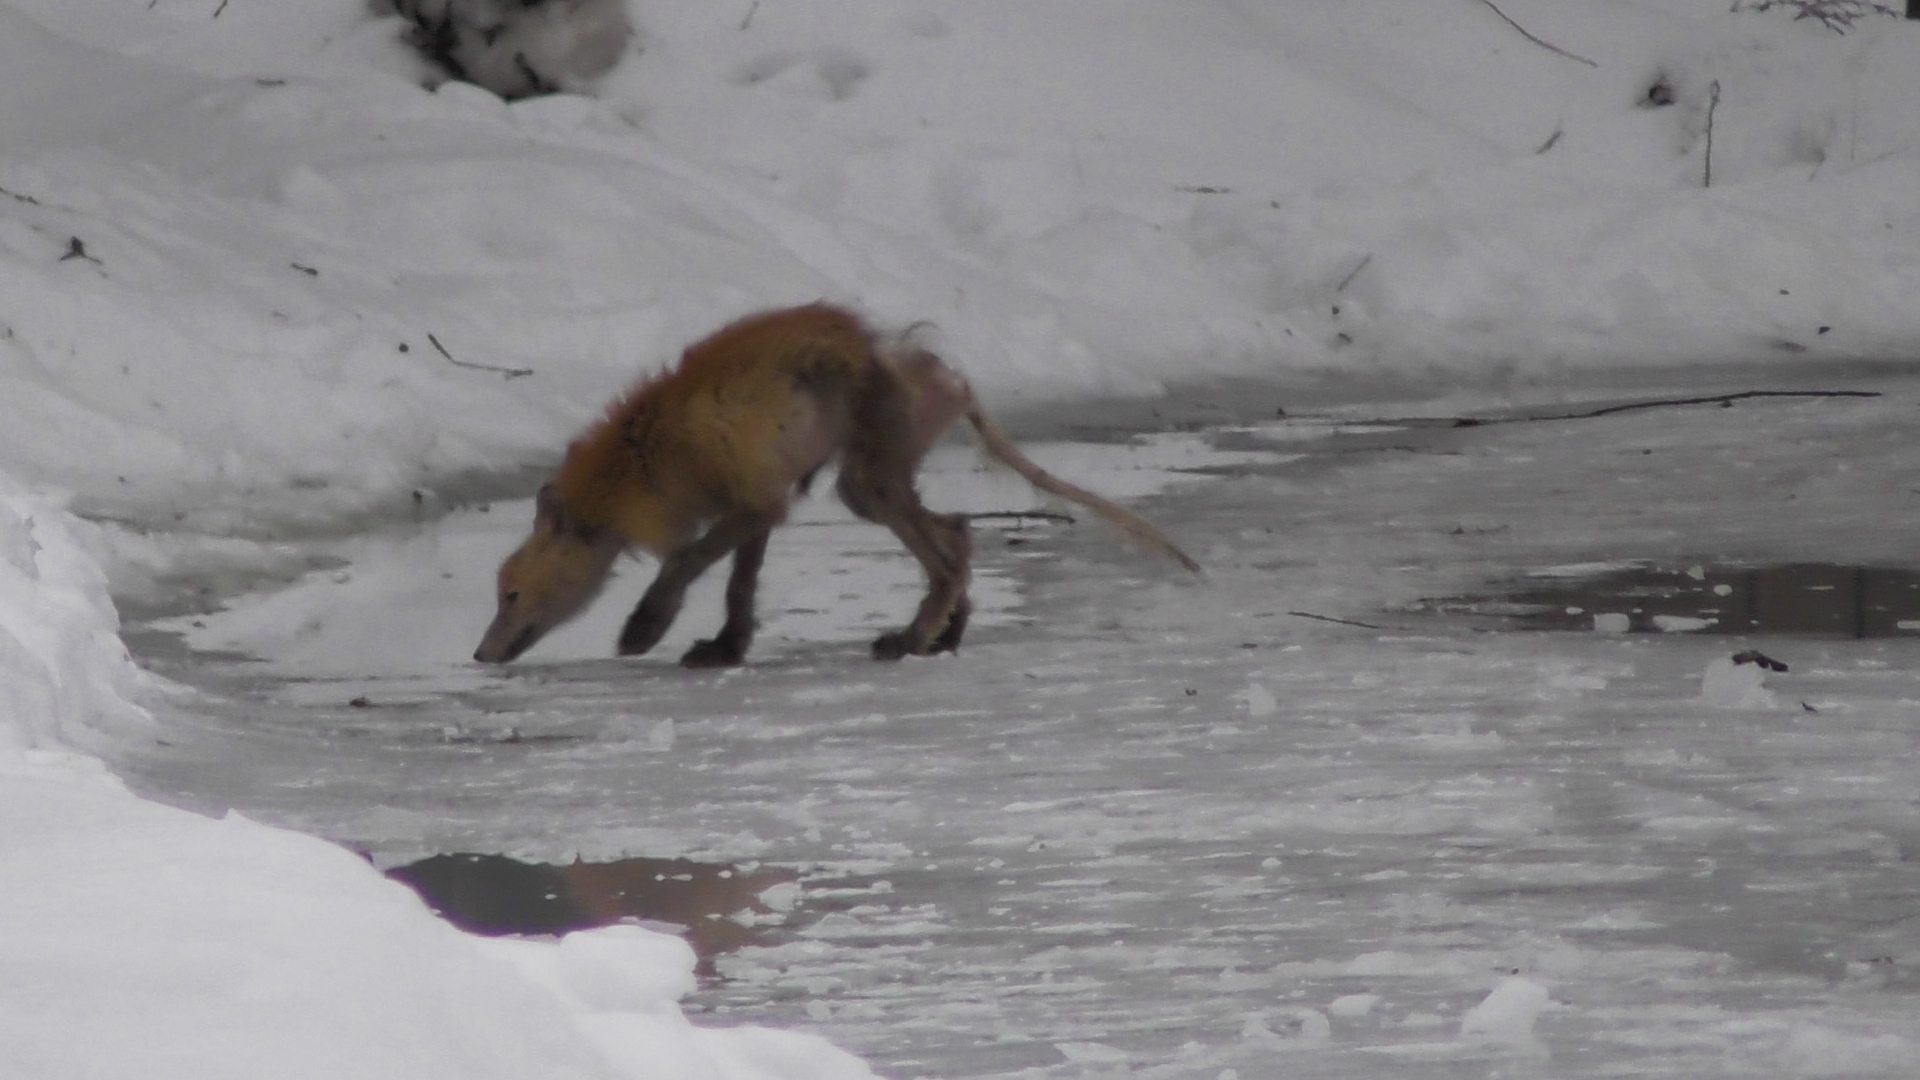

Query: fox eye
[503,590,521,605]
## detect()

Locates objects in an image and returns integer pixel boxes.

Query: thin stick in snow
[1474,0,1598,67]
[426,333,534,379]
[1704,80,1722,188]
[1335,254,1373,294]
[60,237,101,265]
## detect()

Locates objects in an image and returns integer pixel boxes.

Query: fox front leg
[617,514,768,660]
[679,525,771,668]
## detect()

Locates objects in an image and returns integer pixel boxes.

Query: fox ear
[534,483,612,545]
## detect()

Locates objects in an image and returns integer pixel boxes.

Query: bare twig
[59,237,101,265]
[1474,0,1598,67]
[1451,389,1881,427]
[964,510,1077,526]
[427,332,534,379]
[1288,610,1386,631]
[1704,80,1722,187]
[1335,254,1373,294]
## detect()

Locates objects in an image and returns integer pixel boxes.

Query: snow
[3,0,1920,1076]
[1458,975,1553,1047]
[1593,611,1635,634]
[1700,654,1781,708]
[0,493,876,1078]
[0,478,153,753]
[1327,992,1380,1019]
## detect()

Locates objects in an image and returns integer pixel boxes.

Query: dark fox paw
[870,623,962,661]
[617,610,672,656]
[680,637,745,668]
[870,631,914,661]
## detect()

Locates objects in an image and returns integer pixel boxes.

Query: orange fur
[551,304,870,552]
[474,303,1197,666]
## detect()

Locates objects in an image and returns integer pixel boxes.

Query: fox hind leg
[855,504,969,660]
[927,568,971,653]
[836,373,972,659]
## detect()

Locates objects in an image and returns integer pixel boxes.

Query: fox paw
[617,611,672,656]
[870,631,914,661]
[870,626,961,661]
[680,637,745,668]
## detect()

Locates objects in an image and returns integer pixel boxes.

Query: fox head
[473,485,623,664]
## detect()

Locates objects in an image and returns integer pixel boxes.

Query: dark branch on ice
[1449,389,1881,427]
[964,510,1077,526]
[1287,610,1386,630]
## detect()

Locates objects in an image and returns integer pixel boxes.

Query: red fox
[473,303,1200,667]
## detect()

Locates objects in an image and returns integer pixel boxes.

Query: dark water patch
[388,853,796,964]
[1420,563,1920,638]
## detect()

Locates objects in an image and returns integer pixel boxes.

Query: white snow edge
[0,469,874,1080]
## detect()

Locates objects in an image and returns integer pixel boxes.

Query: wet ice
[119,393,1920,1079]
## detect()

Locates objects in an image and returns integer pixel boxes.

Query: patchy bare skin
[474,303,1198,667]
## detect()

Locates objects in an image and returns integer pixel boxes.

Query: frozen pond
[116,382,1920,1079]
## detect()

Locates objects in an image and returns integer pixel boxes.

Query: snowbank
[0,477,151,752]
[0,476,876,1078]
[4,0,1919,536]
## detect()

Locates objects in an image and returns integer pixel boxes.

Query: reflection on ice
[388,853,797,966]
[1423,563,1920,638]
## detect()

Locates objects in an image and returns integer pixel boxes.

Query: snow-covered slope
[0,462,876,1080]
[4,0,1917,532]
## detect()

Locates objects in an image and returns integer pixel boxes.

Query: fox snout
[474,506,623,665]
[473,617,541,664]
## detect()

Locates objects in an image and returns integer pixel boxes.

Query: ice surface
[117,391,1920,1079]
